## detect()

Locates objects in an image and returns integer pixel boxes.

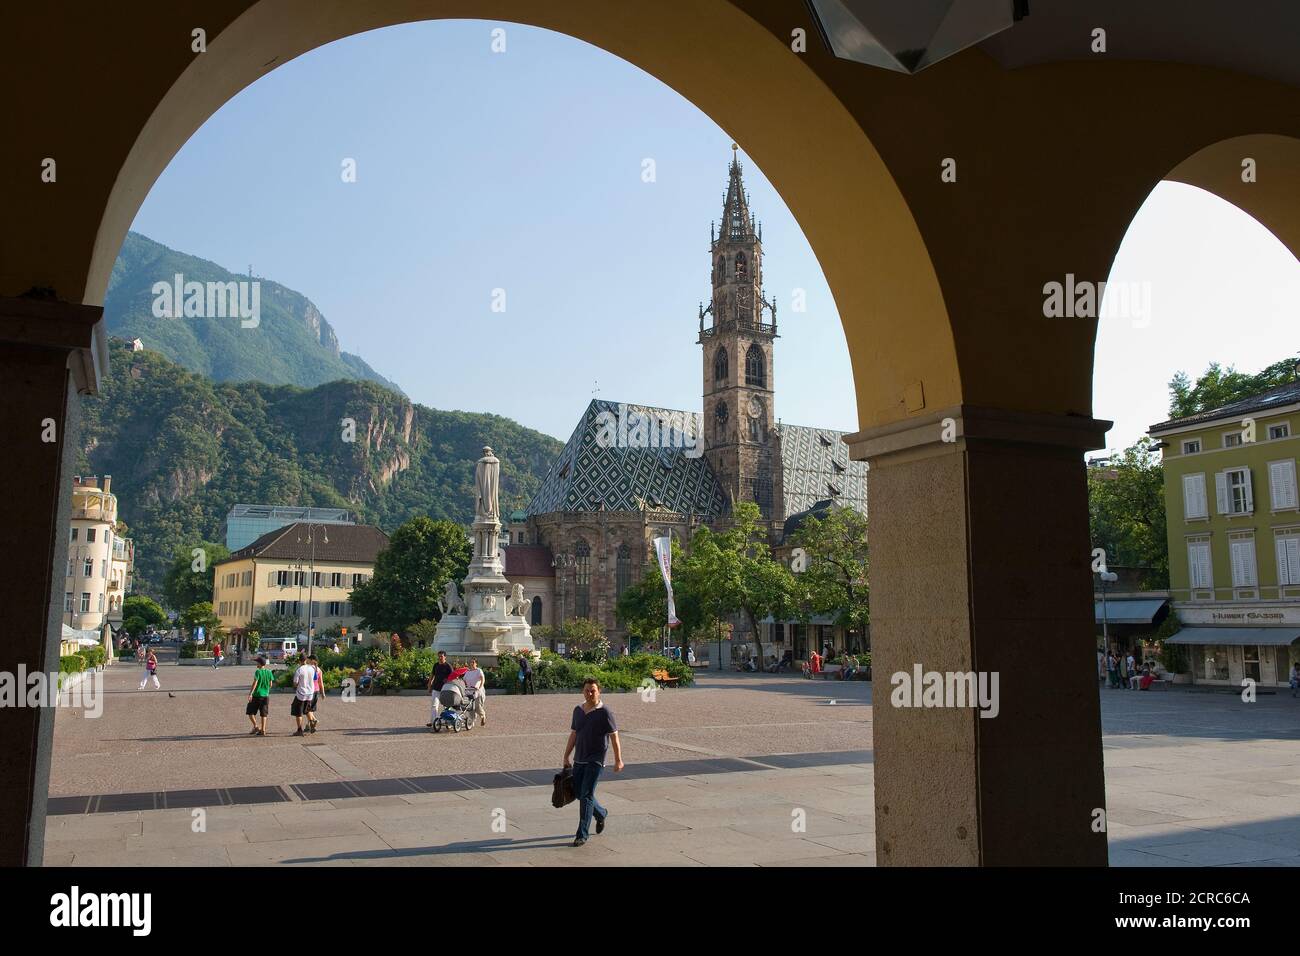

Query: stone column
[0,297,105,866]
[847,406,1110,866]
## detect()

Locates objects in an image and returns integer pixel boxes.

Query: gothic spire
[720,143,756,242]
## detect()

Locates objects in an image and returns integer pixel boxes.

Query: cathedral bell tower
[698,146,779,518]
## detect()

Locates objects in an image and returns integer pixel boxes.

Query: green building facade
[1150,381,1300,687]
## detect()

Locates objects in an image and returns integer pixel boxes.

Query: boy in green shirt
[246,655,274,736]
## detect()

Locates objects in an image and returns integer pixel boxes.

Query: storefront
[1165,604,1300,687]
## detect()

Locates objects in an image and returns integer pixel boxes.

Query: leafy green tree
[1088,437,1169,589]
[162,540,229,611]
[683,502,798,660]
[789,505,870,649]
[180,601,223,642]
[349,516,471,635]
[121,594,167,636]
[1169,356,1299,419]
[248,608,300,639]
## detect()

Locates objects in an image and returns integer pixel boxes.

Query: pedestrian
[463,657,487,727]
[810,648,822,677]
[562,677,624,847]
[246,655,272,735]
[291,655,317,736]
[139,649,160,690]
[307,655,323,734]
[519,652,536,695]
[1290,663,1300,698]
[1124,651,1136,690]
[212,641,223,669]
[426,651,453,728]
[621,644,629,657]
[136,642,146,664]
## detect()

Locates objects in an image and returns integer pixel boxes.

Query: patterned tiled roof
[775,423,868,520]
[527,400,727,517]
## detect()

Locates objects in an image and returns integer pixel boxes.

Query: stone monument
[432,446,535,662]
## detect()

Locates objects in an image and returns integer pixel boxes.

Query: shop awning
[1094,598,1168,625]
[1165,627,1300,647]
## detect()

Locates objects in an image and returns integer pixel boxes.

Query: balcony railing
[1166,586,1300,604]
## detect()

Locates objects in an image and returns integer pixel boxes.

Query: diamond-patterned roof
[775,423,868,520]
[527,400,726,517]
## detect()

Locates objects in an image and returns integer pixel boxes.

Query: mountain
[79,339,563,597]
[105,232,403,393]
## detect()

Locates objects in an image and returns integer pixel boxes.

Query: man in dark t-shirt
[562,677,624,846]
[427,651,453,727]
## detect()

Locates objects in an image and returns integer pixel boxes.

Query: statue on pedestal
[475,446,500,521]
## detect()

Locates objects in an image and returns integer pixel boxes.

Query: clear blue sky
[130,20,1298,447]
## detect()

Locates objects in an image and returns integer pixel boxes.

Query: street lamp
[1098,570,1119,657]
[297,523,329,655]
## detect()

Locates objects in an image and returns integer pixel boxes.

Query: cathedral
[503,152,868,663]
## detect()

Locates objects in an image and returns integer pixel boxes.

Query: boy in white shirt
[291,657,318,736]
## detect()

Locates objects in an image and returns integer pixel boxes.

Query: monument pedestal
[433,447,535,663]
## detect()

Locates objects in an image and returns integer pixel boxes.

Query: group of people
[426,650,488,727]
[1103,649,1156,690]
[242,653,324,736]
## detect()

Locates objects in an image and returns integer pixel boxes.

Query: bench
[651,669,680,687]
[813,664,842,680]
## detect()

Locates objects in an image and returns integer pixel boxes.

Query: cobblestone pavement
[44,662,1300,865]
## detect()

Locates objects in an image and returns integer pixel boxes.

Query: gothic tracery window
[530,595,542,626]
[745,344,766,386]
[714,347,728,383]
[735,251,747,278]
[574,539,591,619]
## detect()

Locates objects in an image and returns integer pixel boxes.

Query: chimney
[102,475,111,495]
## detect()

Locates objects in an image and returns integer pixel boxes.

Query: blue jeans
[571,761,606,839]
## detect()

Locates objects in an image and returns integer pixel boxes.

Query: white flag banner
[652,535,680,627]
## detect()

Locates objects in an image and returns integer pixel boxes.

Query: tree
[349,516,471,635]
[248,608,300,639]
[121,594,167,636]
[684,502,798,662]
[162,540,229,611]
[1169,356,1299,419]
[180,601,223,642]
[789,505,870,650]
[1088,437,1169,589]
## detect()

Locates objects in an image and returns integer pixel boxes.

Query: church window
[574,539,591,619]
[747,476,773,518]
[531,595,542,626]
[749,417,764,442]
[714,347,728,383]
[614,543,632,623]
[735,251,747,278]
[745,345,765,386]
[716,256,726,282]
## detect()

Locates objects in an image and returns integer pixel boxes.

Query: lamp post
[1099,570,1118,658]
[297,523,330,655]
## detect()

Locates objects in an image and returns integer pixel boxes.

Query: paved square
[45,658,1300,865]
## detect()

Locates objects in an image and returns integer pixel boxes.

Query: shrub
[179,641,198,659]
[82,646,106,669]
[59,654,88,674]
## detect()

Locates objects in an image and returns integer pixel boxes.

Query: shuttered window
[1183,473,1207,518]
[1188,540,1212,589]
[1229,537,1257,588]
[1216,468,1253,514]
[1276,535,1300,586]
[1268,459,1298,511]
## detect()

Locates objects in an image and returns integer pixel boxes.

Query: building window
[1217,468,1253,514]
[745,345,765,387]
[1181,439,1201,454]
[102,560,107,578]
[1229,535,1258,588]
[1269,423,1290,440]
[1182,473,1208,519]
[352,573,365,586]
[328,601,342,616]
[1275,533,1300,586]
[65,593,72,612]
[747,476,773,518]
[517,531,525,544]
[1201,645,1230,681]
[80,593,90,613]
[531,595,542,626]
[70,528,78,541]
[615,543,632,606]
[83,557,93,577]
[714,346,728,383]
[276,570,289,587]
[716,256,726,282]
[1188,539,1213,589]
[87,528,96,543]
[574,539,591,619]
[735,251,747,278]
[1268,459,1298,510]
[1224,432,1243,448]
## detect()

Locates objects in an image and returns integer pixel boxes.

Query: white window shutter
[1243,470,1254,512]
[1183,474,1199,517]
[1244,540,1257,586]
[1277,538,1292,587]
[1230,541,1244,586]
[1215,472,1229,514]
[1290,538,1300,585]
[1276,460,1300,510]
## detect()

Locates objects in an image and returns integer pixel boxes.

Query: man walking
[212,641,223,668]
[291,655,317,736]
[562,677,624,847]
[426,651,453,728]
[246,654,273,735]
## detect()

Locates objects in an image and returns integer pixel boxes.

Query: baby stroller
[431,678,476,733]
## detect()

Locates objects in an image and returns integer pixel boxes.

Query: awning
[1165,627,1300,647]
[1095,598,1168,625]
